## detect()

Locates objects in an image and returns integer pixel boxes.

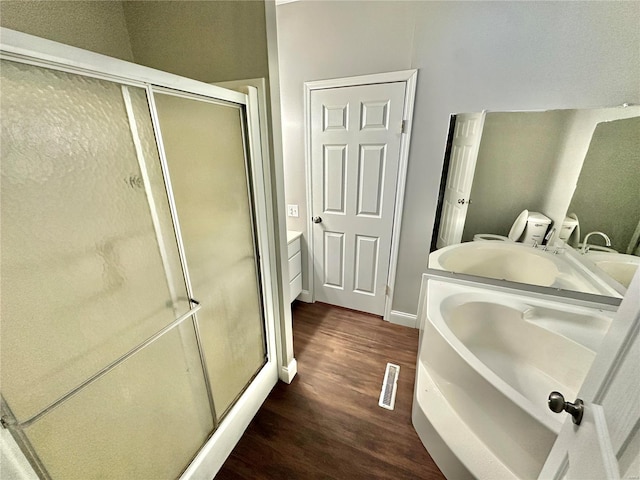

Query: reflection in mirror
[568,116,640,253]
[431,105,640,298]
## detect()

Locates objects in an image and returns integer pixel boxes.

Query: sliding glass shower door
[152,91,266,418]
[1,47,270,479]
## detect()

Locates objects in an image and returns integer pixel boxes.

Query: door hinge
[385,285,391,296]
[401,120,407,134]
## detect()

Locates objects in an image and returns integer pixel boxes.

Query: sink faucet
[543,228,556,250]
[544,227,556,243]
[581,231,611,253]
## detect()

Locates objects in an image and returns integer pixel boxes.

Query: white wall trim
[180,363,278,479]
[382,70,418,322]
[264,0,297,384]
[303,69,418,320]
[388,310,418,329]
[303,82,316,303]
[278,358,298,384]
[297,289,313,303]
[305,70,418,91]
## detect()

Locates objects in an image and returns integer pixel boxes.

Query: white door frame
[304,70,418,322]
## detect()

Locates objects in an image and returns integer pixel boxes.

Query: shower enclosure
[0,29,279,479]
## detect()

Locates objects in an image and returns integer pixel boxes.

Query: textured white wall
[543,106,640,234]
[0,1,134,61]
[122,1,269,83]
[276,0,640,315]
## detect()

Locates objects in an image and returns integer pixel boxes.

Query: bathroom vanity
[287,231,303,302]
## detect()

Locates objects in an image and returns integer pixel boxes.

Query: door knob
[457,198,472,205]
[312,216,322,224]
[548,391,584,425]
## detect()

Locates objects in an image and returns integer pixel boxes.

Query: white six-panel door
[310,82,406,315]
[436,112,485,248]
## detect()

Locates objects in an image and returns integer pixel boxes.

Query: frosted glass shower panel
[22,321,213,479]
[153,92,266,416]
[0,60,189,422]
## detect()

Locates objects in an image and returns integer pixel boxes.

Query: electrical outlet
[287,204,299,217]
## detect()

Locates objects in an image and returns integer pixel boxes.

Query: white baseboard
[387,310,417,328]
[181,363,278,479]
[295,291,416,328]
[296,289,313,303]
[279,358,297,384]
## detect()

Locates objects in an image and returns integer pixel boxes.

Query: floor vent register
[378,363,400,410]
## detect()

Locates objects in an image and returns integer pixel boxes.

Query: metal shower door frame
[0,27,280,480]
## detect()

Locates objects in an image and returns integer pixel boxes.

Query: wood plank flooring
[215,302,445,480]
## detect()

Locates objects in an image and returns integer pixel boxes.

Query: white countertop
[287,230,302,244]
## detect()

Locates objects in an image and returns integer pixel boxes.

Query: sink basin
[586,252,640,288]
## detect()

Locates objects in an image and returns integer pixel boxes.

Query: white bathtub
[429,242,621,297]
[412,277,614,479]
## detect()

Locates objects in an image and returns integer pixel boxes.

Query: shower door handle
[548,391,584,425]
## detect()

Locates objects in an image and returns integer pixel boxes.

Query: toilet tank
[558,216,579,242]
[521,212,552,245]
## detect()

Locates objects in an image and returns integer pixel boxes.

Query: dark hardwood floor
[215,302,445,479]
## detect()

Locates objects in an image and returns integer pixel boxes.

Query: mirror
[431,105,640,299]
